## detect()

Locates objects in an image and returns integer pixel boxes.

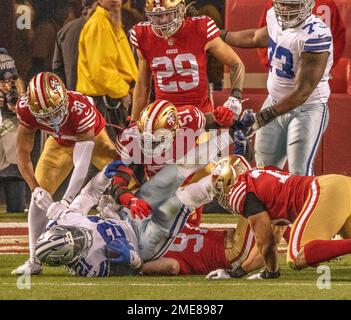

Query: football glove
[106,237,142,269]
[234,130,254,161]
[46,199,70,220]
[129,197,152,220]
[106,237,134,264]
[223,96,242,118]
[118,192,152,220]
[206,269,231,280]
[246,269,280,280]
[32,187,53,211]
[104,160,128,179]
[228,266,248,278]
[214,106,236,127]
[239,107,278,136]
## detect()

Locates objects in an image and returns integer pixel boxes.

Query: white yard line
[0,223,28,228]
[0,282,350,287]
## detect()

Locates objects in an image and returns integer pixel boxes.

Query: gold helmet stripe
[34,72,47,111]
[145,99,170,133]
[229,181,246,213]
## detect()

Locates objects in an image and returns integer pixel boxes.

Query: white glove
[32,187,53,211]
[223,96,242,118]
[97,195,121,220]
[206,269,231,280]
[246,269,280,280]
[46,199,70,220]
[246,271,264,280]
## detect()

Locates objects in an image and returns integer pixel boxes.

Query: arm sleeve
[62,140,95,203]
[243,192,267,218]
[84,24,130,98]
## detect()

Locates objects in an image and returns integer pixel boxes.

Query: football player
[130,0,245,120]
[114,99,243,226]
[212,155,351,279]
[12,72,117,275]
[140,219,255,277]
[222,0,333,176]
[34,158,214,277]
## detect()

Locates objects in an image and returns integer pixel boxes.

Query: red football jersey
[16,91,106,147]
[116,105,206,179]
[229,168,315,225]
[164,225,231,275]
[131,16,221,113]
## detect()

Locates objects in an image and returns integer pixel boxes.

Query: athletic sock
[28,201,49,260]
[304,239,351,266]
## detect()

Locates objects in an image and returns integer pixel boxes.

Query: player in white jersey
[222,0,333,175]
[34,129,240,276]
[34,161,195,276]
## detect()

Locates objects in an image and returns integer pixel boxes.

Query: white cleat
[11,258,43,275]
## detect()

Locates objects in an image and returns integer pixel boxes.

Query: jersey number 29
[152,54,200,92]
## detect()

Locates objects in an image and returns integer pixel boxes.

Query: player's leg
[122,164,190,261]
[14,137,74,274]
[226,216,255,270]
[287,103,329,176]
[90,128,117,170]
[254,96,287,168]
[287,175,351,270]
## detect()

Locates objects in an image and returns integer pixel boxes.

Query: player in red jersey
[212,155,351,279]
[12,72,116,275]
[141,219,259,276]
[113,99,239,223]
[130,0,245,121]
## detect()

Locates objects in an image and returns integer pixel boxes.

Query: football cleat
[11,257,43,275]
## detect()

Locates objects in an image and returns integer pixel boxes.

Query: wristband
[256,107,277,127]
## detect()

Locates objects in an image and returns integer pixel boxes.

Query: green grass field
[1,254,351,300]
[1,212,350,300]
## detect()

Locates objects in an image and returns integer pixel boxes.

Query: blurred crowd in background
[0,0,225,212]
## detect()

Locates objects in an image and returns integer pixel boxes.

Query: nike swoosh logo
[318,33,327,37]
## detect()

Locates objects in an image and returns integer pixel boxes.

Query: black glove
[228,266,248,278]
[260,269,280,279]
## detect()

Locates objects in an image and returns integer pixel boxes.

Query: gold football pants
[35,128,116,195]
[287,174,351,268]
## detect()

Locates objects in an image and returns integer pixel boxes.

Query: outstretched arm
[223,26,269,49]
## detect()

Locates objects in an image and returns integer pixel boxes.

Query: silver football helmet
[273,0,315,29]
[35,225,93,267]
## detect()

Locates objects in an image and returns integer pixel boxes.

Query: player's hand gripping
[214,106,236,127]
[32,187,53,211]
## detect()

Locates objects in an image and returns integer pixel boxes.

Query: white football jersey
[50,212,139,277]
[266,8,333,104]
